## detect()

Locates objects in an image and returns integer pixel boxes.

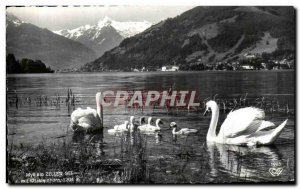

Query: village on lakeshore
[137,52,294,72]
[56,52,294,73]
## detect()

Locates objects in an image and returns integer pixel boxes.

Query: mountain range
[53,16,152,56]
[6,13,97,70]
[81,6,295,72]
[6,14,151,70]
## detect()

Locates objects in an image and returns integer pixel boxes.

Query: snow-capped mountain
[96,16,152,38]
[53,16,152,56]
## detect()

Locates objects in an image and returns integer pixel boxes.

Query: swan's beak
[203,109,208,116]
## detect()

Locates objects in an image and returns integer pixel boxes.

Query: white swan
[70,92,103,133]
[113,120,130,131]
[108,116,136,134]
[138,117,152,129]
[138,118,162,132]
[170,122,198,135]
[137,117,152,131]
[107,120,129,135]
[204,100,288,146]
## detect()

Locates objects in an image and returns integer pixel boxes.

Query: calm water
[7,71,295,183]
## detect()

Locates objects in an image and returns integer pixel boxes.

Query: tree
[7,54,54,74]
[6,54,21,73]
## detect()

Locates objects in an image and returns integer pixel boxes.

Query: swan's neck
[207,104,219,141]
[172,127,178,134]
[130,118,134,125]
[129,121,134,130]
[156,121,160,128]
[96,93,103,121]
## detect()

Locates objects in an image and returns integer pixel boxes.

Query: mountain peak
[6,13,23,26]
[54,17,152,56]
[55,16,151,39]
[103,16,112,22]
[97,16,113,27]
[6,16,97,70]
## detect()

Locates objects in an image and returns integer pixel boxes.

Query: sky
[6,6,195,30]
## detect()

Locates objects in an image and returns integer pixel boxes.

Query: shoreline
[6,69,295,76]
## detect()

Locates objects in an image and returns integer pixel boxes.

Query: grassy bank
[7,131,150,184]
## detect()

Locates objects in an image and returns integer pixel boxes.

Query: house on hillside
[242,65,254,70]
[162,66,179,71]
[244,53,256,59]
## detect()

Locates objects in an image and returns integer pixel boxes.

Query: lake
[7,70,295,183]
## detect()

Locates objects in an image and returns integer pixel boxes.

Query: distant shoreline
[58,69,295,73]
[6,69,295,76]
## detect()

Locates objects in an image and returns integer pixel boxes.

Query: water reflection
[206,142,282,181]
[108,130,163,144]
[140,131,162,144]
[72,129,105,158]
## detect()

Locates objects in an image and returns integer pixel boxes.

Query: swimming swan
[137,117,152,130]
[113,120,130,131]
[170,122,198,135]
[70,92,103,133]
[107,120,129,134]
[204,100,288,146]
[138,118,162,132]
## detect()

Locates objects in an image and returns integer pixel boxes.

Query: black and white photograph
[5,5,295,184]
